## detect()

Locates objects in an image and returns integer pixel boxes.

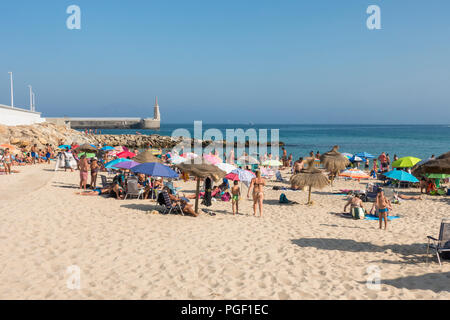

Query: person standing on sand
[378,152,387,172]
[31,144,37,164]
[90,157,99,189]
[79,155,89,190]
[376,189,392,230]
[281,147,288,168]
[1,148,12,174]
[294,157,304,174]
[231,180,241,215]
[247,170,266,217]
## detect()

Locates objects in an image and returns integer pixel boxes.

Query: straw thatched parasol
[176,161,227,213]
[320,145,350,185]
[75,143,97,153]
[413,151,450,175]
[290,158,330,205]
[132,150,164,164]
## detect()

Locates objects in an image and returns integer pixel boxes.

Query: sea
[90,124,449,161]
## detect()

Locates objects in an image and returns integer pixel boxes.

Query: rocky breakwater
[0,123,284,151]
[0,123,93,150]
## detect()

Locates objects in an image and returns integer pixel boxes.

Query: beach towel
[364,214,400,221]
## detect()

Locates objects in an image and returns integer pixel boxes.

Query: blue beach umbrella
[355,152,375,159]
[105,158,131,169]
[114,160,140,169]
[384,170,419,183]
[58,145,71,150]
[131,162,179,178]
[100,146,115,151]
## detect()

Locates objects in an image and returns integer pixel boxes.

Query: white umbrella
[170,154,188,165]
[262,159,282,166]
[215,162,237,174]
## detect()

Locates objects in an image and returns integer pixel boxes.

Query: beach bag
[221,192,231,202]
[352,207,365,220]
[279,193,289,204]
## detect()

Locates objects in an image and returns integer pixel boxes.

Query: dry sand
[0,164,449,299]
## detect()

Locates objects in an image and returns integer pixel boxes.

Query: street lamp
[28,85,33,111]
[8,72,14,108]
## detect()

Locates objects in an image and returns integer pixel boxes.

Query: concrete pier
[46,97,161,130]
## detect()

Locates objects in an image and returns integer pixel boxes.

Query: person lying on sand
[394,193,422,200]
[75,186,113,196]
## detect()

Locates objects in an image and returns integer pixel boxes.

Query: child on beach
[231,181,240,215]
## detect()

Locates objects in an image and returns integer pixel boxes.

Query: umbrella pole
[308,186,312,204]
[194,178,201,214]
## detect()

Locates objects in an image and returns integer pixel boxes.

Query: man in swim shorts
[376,189,392,230]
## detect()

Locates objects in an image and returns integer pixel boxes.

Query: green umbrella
[78,152,96,159]
[425,173,450,179]
[392,156,421,168]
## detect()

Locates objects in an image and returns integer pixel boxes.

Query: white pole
[32,92,35,111]
[28,85,33,111]
[8,72,14,108]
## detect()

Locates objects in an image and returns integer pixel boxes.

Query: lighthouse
[154,96,160,120]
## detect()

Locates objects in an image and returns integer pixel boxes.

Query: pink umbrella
[117,151,136,159]
[180,152,198,159]
[204,154,222,165]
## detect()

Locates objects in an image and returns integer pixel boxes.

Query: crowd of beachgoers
[1,140,448,224]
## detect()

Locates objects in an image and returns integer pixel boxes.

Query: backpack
[221,192,231,202]
[279,193,289,204]
[352,207,365,220]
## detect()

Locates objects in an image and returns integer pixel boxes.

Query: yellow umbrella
[392,157,421,168]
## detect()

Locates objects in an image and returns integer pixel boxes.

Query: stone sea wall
[0,122,283,151]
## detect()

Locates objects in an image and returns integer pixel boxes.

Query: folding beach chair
[275,171,285,182]
[159,190,184,215]
[427,218,450,266]
[124,178,145,200]
[164,181,181,195]
[100,175,110,188]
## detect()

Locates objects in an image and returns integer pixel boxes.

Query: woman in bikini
[90,158,100,189]
[247,170,266,217]
[1,148,12,174]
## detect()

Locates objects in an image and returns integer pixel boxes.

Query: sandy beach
[0,164,449,300]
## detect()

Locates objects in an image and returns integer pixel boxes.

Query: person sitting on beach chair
[159,187,198,217]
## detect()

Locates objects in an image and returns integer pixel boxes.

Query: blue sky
[1,0,449,124]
